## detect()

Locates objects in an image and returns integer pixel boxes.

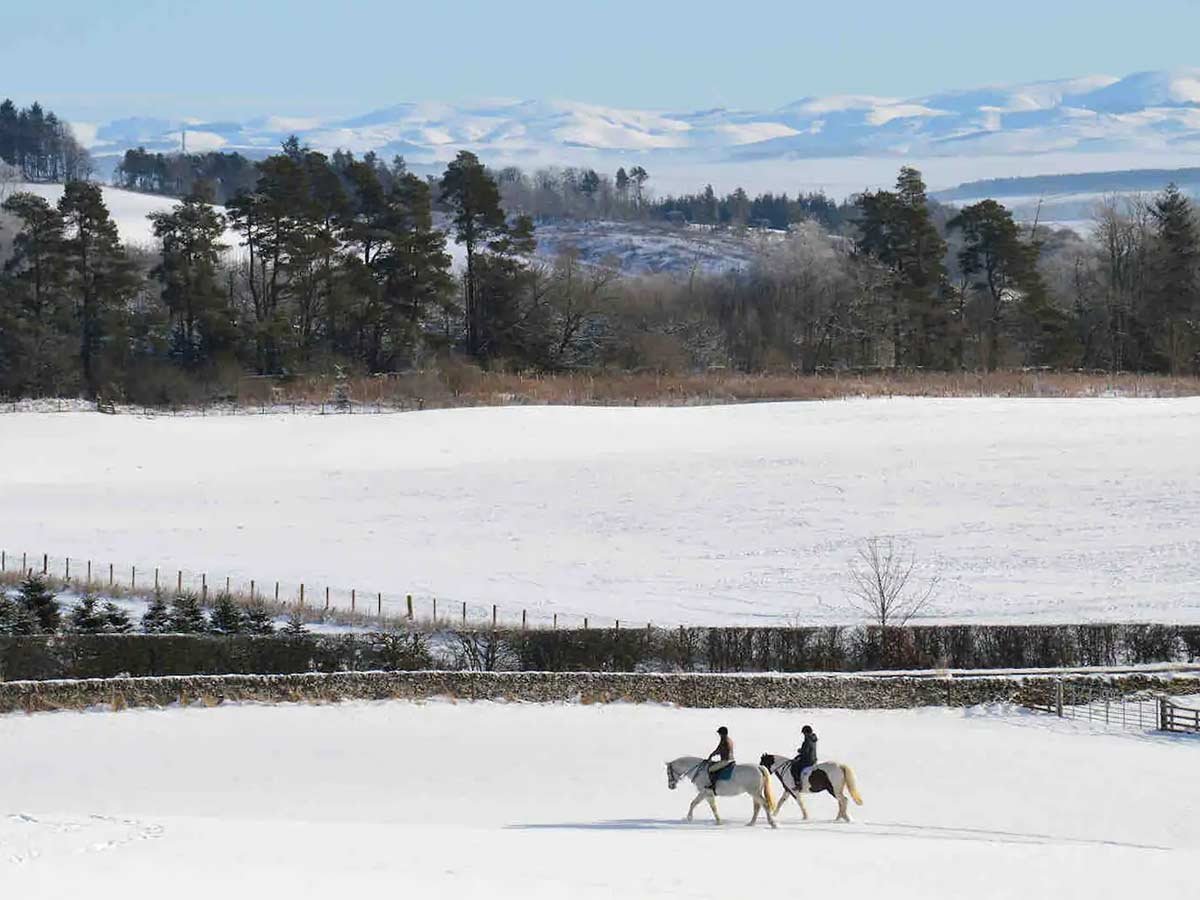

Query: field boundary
[4,669,1200,715]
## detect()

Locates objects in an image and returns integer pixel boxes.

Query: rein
[769,757,800,800]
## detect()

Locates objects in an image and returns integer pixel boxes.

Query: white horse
[758,753,863,822]
[665,757,777,828]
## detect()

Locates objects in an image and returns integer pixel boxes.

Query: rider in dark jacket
[796,724,818,770]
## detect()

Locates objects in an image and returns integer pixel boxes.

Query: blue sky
[3,0,1199,121]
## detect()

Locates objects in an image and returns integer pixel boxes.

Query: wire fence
[0,547,653,632]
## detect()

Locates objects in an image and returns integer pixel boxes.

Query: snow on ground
[5,397,1200,627]
[10,182,235,250]
[0,700,1196,899]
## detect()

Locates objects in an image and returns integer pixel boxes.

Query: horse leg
[706,794,721,824]
[748,793,760,826]
[836,790,850,822]
[797,794,809,821]
[686,791,704,822]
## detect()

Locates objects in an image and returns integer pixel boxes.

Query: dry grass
[235,368,1200,411]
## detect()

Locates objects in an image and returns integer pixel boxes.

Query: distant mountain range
[76,68,1200,198]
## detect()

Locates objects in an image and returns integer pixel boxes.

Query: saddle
[711,762,736,782]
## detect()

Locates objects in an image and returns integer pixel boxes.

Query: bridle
[666,760,707,789]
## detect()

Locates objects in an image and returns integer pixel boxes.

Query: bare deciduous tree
[0,161,19,204]
[845,536,938,628]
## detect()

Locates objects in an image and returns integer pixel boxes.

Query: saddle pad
[715,764,736,781]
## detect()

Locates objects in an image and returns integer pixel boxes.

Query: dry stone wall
[3,670,1198,715]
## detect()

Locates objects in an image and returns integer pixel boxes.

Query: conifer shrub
[208,593,245,635]
[141,593,170,633]
[18,575,60,633]
[168,593,208,634]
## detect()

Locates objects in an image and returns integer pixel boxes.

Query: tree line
[2,144,1200,402]
[0,99,91,183]
[113,147,259,204]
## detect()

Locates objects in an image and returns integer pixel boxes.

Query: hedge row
[2,623,1199,680]
[0,633,430,681]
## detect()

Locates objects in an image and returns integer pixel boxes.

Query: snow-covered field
[1,700,1196,899]
[5,397,1200,626]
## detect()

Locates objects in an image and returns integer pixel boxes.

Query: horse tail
[842,764,863,805]
[759,765,776,812]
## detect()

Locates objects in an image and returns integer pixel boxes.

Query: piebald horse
[665,757,777,828]
[759,753,863,822]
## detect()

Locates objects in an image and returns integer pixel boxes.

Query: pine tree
[855,167,949,367]
[1149,183,1200,372]
[67,594,108,633]
[141,593,171,633]
[168,593,209,633]
[149,188,232,368]
[948,199,1048,369]
[58,181,141,397]
[242,602,276,635]
[102,601,133,634]
[1,191,74,395]
[439,151,507,358]
[209,593,245,634]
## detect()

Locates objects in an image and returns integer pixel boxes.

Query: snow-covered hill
[5,398,1200,627]
[77,68,1200,193]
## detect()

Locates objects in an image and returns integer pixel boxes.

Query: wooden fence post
[492,605,497,629]
[462,601,467,626]
[553,613,557,630]
[299,583,304,607]
[250,579,255,600]
[42,553,48,574]
[407,595,413,620]
[22,553,27,572]
[65,558,70,580]
[377,592,382,618]
[615,619,620,631]
[132,566,136,589]
[1159,696,1169,732]
[1055,680,1064,718]
[225,576,230,594]
[109,563,114,587]
[155,568,159,591]
[331,587,336,612]
[433,598,438,624]
[583,617,588,630]
[201,574,207,602]
[177,570,182,593]
[87,560,91,584]
[522,609,527,630]
[350,589,355,613]
[1,550,4,571]
[274,582,279,602]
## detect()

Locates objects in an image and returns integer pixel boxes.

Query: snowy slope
[1,700,1196,899]
[5,398,1200,626]
[8,182,230,249]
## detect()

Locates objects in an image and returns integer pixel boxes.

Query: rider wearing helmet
[707,726,734,792]
[796,724,818,770]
